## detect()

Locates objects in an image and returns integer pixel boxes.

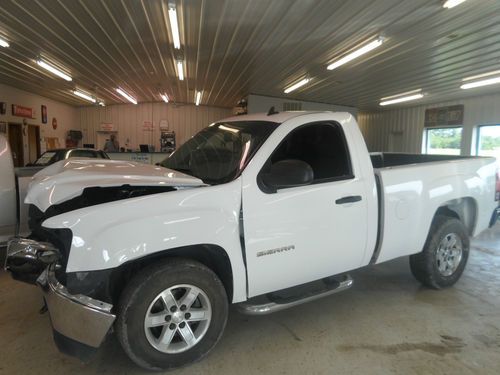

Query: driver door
[242,121,369,297]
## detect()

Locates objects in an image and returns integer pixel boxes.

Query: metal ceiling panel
[0,0,499,109]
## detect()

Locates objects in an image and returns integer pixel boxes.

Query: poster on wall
[424,105,464,127]
[0,102,6,115]
[41,105,47,123]
[100,122,115,131]
[159,119,169,130]
[143,121,154,131]
[12,104,34,118]
[52,117,58,130]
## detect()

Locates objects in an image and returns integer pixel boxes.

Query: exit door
[8,123,24,167]
[27,125,41,164]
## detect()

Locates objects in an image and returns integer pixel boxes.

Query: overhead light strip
[36,59,72,81]
[168,4,181,49]
[327,37,383,71]
[460,76,500,90]
[73,90,96,103]
[380,89,422,101]
[443,0,467,9]
[0,37,9,48]
[177,60,184,80]
[462,70,500,82]
[284,78,311,94]
[379,90,424,106]
[116,88,137,104]
[195,91,202,106]
[161,93,169,103]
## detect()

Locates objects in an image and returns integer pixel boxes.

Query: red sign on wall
[12,104,34,118]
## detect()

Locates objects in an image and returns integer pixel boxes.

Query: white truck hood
[25,159,205,212]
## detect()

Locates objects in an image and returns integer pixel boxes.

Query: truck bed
[371,153,497,264]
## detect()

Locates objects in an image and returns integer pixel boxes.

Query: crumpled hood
[25,158,205,212]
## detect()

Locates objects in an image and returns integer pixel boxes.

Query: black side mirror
[260,159,314,193]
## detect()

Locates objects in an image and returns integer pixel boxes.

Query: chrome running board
[237,274,353,316]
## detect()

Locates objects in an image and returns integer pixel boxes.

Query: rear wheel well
[434,197,477,235]
[109,244,233,304]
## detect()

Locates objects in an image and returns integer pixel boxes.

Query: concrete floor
[1,223,499,375]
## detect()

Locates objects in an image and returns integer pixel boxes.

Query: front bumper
[37,266,116,348]
[5,237,116,351]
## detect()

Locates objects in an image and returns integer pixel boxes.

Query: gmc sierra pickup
[4,111,500,371]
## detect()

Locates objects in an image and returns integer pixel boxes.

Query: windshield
[34,151,58,165]
[161,121,279,184]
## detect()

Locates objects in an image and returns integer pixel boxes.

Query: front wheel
[116,258,228,371]
[410,215,469,289]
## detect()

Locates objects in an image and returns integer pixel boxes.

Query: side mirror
[260,159,314,193]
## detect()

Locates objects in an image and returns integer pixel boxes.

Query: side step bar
[237,274,353,316]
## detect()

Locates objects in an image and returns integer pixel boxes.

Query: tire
[409,215,469,289]
[116,258,228,371]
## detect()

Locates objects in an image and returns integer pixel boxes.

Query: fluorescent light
[161,93,169,103]
[98,101,105,107]
[284,78,311,94]
[36,59,72,81]
[379,90,424,106]
[327,37,383,71]
[195,91,202,106]
[463,70,500,82]
[168,5,181,49]
[460,76,500,90]
[177,60,184,80]
[380,89,422,101]
[443,0,467,9]
[116,88,137,104]
[73,90,96,103]
[0,37,9,48]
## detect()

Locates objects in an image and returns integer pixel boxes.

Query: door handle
[335,195,362,205]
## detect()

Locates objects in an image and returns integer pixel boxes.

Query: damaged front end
[5,236,116,361]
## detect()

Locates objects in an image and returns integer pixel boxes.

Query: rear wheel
[410,215,469,289]
[116,259,228,371]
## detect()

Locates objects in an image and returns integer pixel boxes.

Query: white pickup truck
[4,111,499,371]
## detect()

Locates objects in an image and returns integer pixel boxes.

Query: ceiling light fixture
[0,37,9,48]
[284,78,311,94]
[98,101,105,107]
[168,4,181,49]
[73,90,96,103]
[462,70,500,82]
[176,60,184,80]
[161,93,169,103]
[36,59,72,81]
[327,37,383,71]
[443,0,467,9]
[116,88,138,104]
[195,91,202,106]
[379,89,424,106]
[460,76,500,90]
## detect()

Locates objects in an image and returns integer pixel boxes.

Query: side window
[263,122,353,184]
[422,127,463,155]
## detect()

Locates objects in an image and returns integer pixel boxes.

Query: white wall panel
[0,83,78,160]
[358,92,500,154]
[78,103,232,151]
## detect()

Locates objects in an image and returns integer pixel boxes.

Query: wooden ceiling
[0,0,499,109]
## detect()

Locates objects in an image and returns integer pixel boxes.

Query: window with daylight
[423,127,463,155]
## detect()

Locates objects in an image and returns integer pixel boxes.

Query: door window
[261,122,353,187]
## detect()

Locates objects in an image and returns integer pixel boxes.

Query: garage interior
[1,0,500,374]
